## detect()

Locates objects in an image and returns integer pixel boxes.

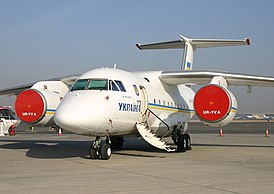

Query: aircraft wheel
[177,134,186,152]
[101,144,112,160]
[89,146,100,159]
[184,134,192,150]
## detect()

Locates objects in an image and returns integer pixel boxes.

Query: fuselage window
[71,79,89,91]
[167,102,169,106]
[133,85,139,96]
[88,79,108,90]
[154,99,156,104]
[109,80,119,91]
[115,80,126,92]
[163,101,165,106]
[159,100,161,105]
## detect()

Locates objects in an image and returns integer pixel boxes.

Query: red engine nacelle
[15,81,69,126]
[194,85,237,127]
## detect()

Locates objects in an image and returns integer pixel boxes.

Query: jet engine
[15,81,69,126]
[193,84,237,127]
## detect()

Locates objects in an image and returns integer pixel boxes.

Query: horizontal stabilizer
[137,35,250,71]
[136,35,250,50]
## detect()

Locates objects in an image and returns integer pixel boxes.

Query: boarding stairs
[136,108,176,152]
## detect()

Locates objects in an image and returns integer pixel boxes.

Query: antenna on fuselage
[136,35,250,71]
[113,63,117,69]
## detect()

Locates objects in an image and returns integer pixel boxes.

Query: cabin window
[154,99,156,104]
[115,80,126,92]
[71,79,89,91]
[163,101,165,106]
[167,102,169,106]
[159,100,161,105]
[88,79,108,90]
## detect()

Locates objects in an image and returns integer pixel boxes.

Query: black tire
[101,144,111,160]
[89,146,100,159]
[184,134,192,150]
[177,134,186,152]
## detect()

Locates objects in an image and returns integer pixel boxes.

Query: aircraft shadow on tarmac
[0,139,273,160]
[0,138,166,159]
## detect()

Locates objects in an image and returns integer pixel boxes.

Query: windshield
[71,79,89,91]
[71,79,108,91]
[0,109,18,120]
[88,79,108,90]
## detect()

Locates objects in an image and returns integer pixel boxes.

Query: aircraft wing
[160,70,274,87]
[0,75,79,96]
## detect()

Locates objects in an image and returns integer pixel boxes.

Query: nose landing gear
[89,136,112,160]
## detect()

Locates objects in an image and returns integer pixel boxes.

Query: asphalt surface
[0,122,274,194]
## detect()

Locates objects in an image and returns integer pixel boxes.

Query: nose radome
[54,92,110,134]
[54,102,78,131]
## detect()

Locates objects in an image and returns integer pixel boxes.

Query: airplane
[1,35,274,160]
[245,113,272,120]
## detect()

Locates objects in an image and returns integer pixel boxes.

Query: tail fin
[136,35,250,71]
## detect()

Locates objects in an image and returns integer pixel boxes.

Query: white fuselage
[54,68,195,137]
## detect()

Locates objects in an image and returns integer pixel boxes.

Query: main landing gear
[89,136,124,160]
[172,132,192,152]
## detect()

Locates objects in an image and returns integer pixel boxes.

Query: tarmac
[0,122,274,194]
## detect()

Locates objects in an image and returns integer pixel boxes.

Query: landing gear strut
[89,136,112,160]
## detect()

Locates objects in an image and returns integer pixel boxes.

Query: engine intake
[15,81,69,126]
[194,85,237,127]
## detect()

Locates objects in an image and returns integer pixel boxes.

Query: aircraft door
[139,86,148,121]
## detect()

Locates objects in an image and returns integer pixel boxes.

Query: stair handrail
[147,108,170,139]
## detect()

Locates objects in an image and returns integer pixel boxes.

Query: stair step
[136,122,176,152]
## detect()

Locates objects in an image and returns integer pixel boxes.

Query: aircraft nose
[54,92,110,135]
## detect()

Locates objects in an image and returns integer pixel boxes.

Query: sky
[0,0,274,113]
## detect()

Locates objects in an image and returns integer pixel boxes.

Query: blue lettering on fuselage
[118,102,141,112]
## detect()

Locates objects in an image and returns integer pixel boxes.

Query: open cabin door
[139,86,148,122]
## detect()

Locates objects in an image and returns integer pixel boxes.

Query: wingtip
[245,37,251,45]
[136,43,142,50]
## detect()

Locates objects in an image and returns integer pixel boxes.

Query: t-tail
[136,35,250,71]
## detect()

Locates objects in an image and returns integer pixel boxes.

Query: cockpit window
[71,78,125,92]
[115,80,126,92]
[88,79,108,90]
[71,79,89,91]
[109,80,119,91]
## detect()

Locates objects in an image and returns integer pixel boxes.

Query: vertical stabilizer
[180,35,194,71]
